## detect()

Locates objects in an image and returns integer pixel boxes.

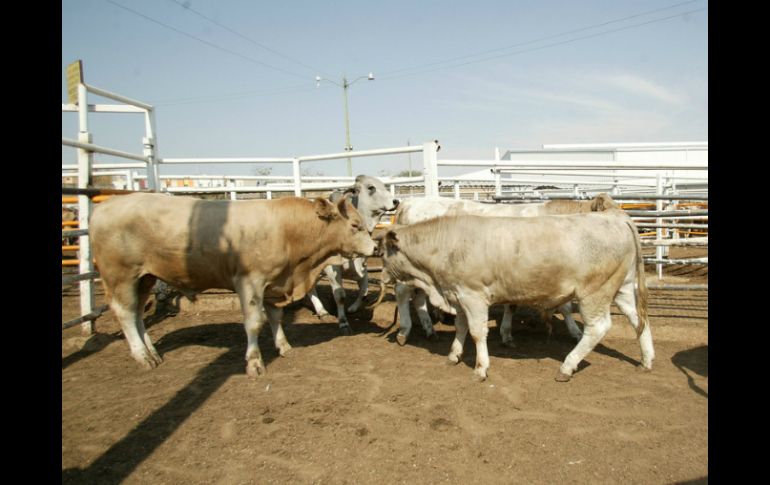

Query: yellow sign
[66,60,83,104]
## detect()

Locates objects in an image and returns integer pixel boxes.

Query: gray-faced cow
[390,194,618,346]
[89,192,376,377]
[375,208,653,382]
[306,175,399,334]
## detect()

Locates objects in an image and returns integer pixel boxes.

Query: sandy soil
[61,251,707,485]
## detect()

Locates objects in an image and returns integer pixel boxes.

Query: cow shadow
[388,308,641,376]
[61,303,374,485]
[671,345,708,398]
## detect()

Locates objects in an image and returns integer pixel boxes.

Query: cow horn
[366,278,388,310]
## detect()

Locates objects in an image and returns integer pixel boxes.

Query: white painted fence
[63,77,707,333]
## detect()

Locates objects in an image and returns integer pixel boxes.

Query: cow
[89,192,377,377]
[306,175,399,334]
[391,194,618,346]
[374,208,654,382]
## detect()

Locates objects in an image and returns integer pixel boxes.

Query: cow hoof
[447,355,461,366]
[246,360,266,378]
[339,325,353,336]
[636,364,652,373]
[473,371,488,382]
[555,371,572,382]
[396,333,408,346]
[279,346,293,358]
[135,353,160,370]
[149,351,163,366]
[502,340,516,348]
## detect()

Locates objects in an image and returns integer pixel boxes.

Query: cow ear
[315,198,340,220]
[385,230,399,250]
[336,195,356,219]
[591,193,617,211]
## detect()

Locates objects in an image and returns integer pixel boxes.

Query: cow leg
[136,275,162,365]
[447,309,468,366]
[558,302,583,341]
[346,257,368,313]
[326,265,352,335]
[500,304,515,347]
[109,279,161,369]
[614,280,655,370]
[412,289,437,340]
[557,302,613,382]
[394,282,414,345]
[463,300,491,381]
[306,287,330,317]
[236,278,268,377]
[265,304,292,357]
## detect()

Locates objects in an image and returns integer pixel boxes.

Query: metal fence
[63,80,707,332]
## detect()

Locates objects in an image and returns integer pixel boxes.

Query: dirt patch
[61,264,707,484]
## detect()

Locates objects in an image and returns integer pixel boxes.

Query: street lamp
[316,72,375,176]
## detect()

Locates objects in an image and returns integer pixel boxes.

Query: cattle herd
[88,176,654,382]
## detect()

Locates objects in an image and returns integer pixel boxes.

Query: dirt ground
[61,249,707,485]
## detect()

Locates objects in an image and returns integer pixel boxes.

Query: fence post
[656,173,664,279]
[292,158,302,196]
[228,179,237,200]
[422,141,439,197]
[76,83,94,335]
[453,182,460,199]
[494,147,502,197]
[144,108,160,192]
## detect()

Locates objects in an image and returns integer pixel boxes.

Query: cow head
[372,228,403,284]
[315,195,377,258]
[591,193,619,212]
[337,175,399,233]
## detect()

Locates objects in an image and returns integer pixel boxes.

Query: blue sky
[61,0,708,177]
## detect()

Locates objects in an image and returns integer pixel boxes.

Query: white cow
[306,175,399,334]
[390,194,618,346]
[375,209,654,381]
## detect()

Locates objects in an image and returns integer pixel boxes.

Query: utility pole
[316,73,375,177]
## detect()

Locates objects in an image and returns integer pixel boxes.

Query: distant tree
[395,169,419,177]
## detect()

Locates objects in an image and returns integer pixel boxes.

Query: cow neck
[276,215,346,306]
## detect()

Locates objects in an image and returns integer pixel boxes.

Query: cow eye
[367,185,375,194]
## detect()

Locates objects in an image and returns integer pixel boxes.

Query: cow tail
[626,219,649,338]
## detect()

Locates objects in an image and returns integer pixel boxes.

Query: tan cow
[375,208,654,382]
[90,192,376,377]
[391,193,618,345]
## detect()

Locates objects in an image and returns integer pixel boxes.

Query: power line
[105,0,311,81]
[154,83,321,107]
[167,0,337,79]
[379,6,707,81]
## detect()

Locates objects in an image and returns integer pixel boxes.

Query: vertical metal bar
[494,147,502,197]
[77,83,94,335]
[127,170,135,191]
[228,179,237,200]
[656,173,664,279]
[453,182,460,199]
[292,158,302,196]
[422,141,439,197]
[144,109,160,192]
